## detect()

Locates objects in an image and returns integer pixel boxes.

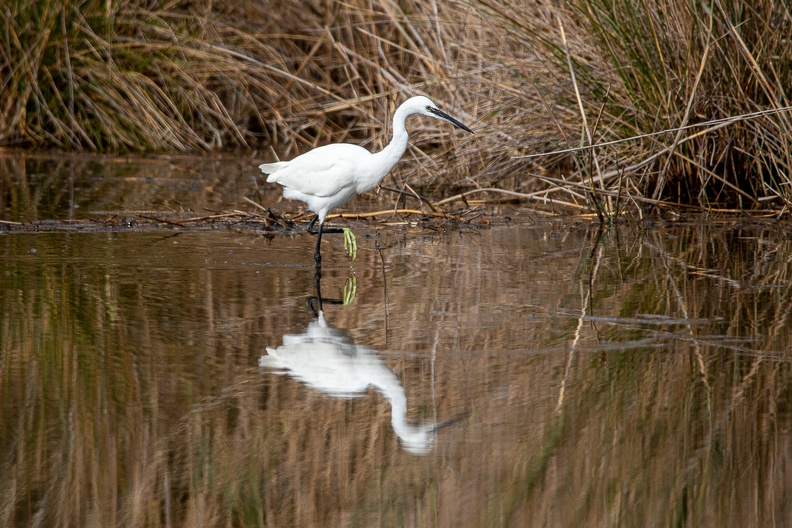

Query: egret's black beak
[429,106,474,133]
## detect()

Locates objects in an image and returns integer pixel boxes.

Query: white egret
[259,96,473,265]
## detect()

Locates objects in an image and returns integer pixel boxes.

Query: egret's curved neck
[361,105,412,191]
[383,104,411,157]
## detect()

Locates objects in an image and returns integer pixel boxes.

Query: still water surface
[1,154,792,527]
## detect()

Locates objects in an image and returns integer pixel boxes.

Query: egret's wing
[270,162,352,197]
[263,144,367,197]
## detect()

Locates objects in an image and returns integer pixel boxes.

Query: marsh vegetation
[3,3,792,526]
[2,0,790,215]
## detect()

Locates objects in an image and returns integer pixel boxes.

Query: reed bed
[474,0,792,215]
[1,0,791,213]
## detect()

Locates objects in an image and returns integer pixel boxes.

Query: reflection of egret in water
[260,276,441,454]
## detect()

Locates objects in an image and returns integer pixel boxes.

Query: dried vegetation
[1,0,791,214]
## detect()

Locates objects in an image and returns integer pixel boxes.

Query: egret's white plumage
[260,310,438,454]
[260,95,472,264]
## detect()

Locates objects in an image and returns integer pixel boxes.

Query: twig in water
[136,215,185,227]
[328,209,452,220]
[243,196,267,211]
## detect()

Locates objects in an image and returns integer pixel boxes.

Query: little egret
[259,96,473,265]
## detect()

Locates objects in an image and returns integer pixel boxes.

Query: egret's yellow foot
[342,275,357,305]
[343,228,357,261]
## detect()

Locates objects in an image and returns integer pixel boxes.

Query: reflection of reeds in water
[499,226,792,527]
[1,225,791,526]
[0,152,408,225]
[0,154,278,222]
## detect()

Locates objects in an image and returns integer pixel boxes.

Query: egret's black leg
[306,214,346,266]
[314,224,324,265]
[306,214,343,235]
[306,215,325,264]
[307,214,320,234]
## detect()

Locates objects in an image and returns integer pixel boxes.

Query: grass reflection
[0,225,791,526]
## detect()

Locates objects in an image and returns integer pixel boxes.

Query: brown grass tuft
[2,1,791,213]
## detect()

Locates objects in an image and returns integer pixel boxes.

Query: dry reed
[2,0,791,214]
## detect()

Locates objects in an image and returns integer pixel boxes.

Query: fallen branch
[328,209,453,220]
[172,212,247,224]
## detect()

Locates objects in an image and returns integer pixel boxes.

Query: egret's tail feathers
[259,162,289,176]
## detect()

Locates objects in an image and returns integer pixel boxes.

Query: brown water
[1,153,792,527]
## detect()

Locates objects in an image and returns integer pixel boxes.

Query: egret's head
[404,96,474,133]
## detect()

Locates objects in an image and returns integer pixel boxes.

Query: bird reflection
[260,274,438,454]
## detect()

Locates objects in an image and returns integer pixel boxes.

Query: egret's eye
[426,106,432,111]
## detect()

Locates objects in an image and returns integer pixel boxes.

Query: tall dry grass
[0,0,560,195]
[2,0,791,212]
[476,0,792,214]
[0,1,490,168]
